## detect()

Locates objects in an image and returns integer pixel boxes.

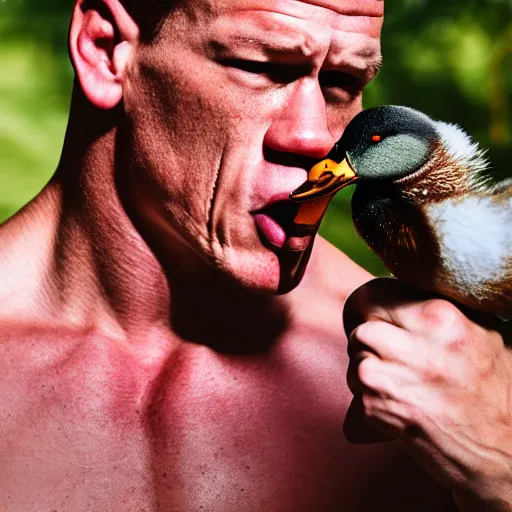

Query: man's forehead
[212,0,383,38]
[215,0,383,15]
[208,0,383,66]
[298,0,383,17]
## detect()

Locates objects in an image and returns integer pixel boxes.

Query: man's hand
[343,278,512,510]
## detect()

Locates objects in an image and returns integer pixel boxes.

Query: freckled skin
[0,0,458,509]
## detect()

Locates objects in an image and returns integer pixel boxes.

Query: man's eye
[222,59,276,74]
[221,59,309,84]
[319,71,364,95]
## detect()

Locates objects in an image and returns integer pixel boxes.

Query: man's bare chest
[0,332,455,511]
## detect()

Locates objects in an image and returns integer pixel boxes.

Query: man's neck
[1,123,290,353]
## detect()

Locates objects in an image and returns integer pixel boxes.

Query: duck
[290,105,512,320]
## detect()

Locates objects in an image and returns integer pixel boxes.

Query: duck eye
[371,134,382,142]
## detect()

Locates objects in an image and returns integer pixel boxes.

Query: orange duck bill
[290,158,358,201]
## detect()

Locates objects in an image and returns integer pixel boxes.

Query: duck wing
[424,191,512,319]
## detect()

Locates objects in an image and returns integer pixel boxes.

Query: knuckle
[421,300,466,342]
[357,357,375,387]
[351,322,377,347]
[422,299,459,327]
[419,357,448,384]
[361,393,378,417]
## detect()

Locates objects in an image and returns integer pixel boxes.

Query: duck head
[291,105,448,201]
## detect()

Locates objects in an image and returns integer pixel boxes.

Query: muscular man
[1,0,510,509]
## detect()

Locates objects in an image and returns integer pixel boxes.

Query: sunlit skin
[0,0,510,510]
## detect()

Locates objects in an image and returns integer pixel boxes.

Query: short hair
[120,0,180,41]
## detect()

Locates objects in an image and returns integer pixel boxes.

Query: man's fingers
[343,277,470,337]
[344,388,422,445]
[347,351,379,394]
[344,328,429,445]
[348,320,423,365]
[347,347,423,397]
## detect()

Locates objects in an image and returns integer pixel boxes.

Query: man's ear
[69,0,139,109]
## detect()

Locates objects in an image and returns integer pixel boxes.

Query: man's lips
[253,213,287,248]
[252,199,318,250]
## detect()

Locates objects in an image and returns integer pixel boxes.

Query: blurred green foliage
[1,0,511,275]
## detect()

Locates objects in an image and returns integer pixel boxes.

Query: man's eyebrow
[370,56,383,76]
[332,56,382,83]
[231,36,279,49]
[337,49,383,79]
[211,34,317,57]
[210,32,383,77]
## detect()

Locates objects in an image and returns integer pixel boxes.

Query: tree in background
[1,0,510,274]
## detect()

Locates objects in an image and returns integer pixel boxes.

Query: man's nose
[263,79,335,160]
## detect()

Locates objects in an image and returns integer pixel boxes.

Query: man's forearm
[453,450,512,512]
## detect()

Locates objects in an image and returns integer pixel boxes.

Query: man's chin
[220,249,281,294]
[220,243,315,296]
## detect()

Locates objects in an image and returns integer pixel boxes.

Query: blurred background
[1,0,511,275]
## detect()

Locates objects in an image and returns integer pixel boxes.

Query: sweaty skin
[0,0,463,509]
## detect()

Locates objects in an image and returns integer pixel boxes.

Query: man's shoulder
[0,320,132,387]
[0,322,140,423]
[0,322,87,371]
[0,323,87,432]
